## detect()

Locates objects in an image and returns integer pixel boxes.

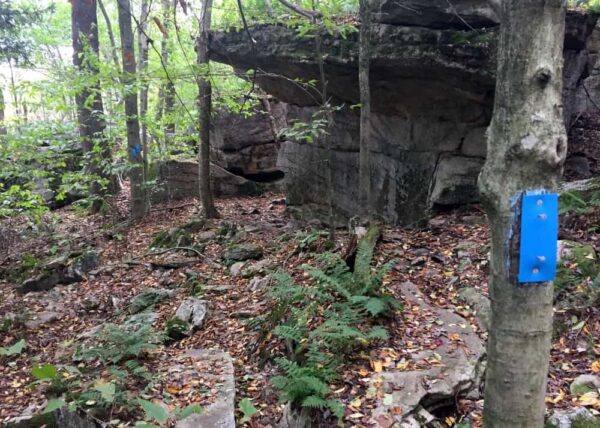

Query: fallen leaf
[579,391,599,407]
[358,367,369,377]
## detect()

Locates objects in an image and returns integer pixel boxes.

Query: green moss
[0,253,41,283]
[164,317,190,341]
[150,227,192,249]
[129,289,171,314]
[448,28,496,46]
[4,412,58,428]
[572,415,600,428]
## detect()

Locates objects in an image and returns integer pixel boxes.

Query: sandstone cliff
[210,1,599,225]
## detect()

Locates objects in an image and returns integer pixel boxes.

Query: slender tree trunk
[117,0,148,220]
[156,0,176,136]
[97,0,122,121]
[7,60,20,120]
[97,0,120,70]
[0,87,6,136]
[138,0,150,191]
[196,0,219,218]
[313,16,335,240]
[358,0,372,218]
[478,1,568,427]
[71,0,110,212]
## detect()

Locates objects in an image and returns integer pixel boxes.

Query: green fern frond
[327,399,345,419]
[364,297,386,316]
[302,395,328,409]
[354,225,381,282]
[366,325,389,340]
[274,325,304,343]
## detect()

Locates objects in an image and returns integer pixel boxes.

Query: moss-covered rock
[150,218,206,249]
[164,316,190,341]
[129,288,174,314]
[221,244,263,264]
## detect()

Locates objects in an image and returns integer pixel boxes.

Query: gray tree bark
[117,0,148,220]
[358,0,372,217]
[313,21,335,241]
[71,0,111,212]
[7,60,20,122]
[0,87,6,136]
[97,0,120,70]
[155,0,176,136]
[137,0,150,190]
[478,1,568,427]
[196,0,219,218]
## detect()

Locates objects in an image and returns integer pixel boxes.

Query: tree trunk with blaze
[479,1,568,427]
[71,0,110,212]
[117,0,148,220]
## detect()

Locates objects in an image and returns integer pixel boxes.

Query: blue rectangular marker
[518,193,558,283]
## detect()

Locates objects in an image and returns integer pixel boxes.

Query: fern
[274,324,305,343]
[75,315,161,364]
[255,226,401,421]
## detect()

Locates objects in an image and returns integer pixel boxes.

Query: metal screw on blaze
[517,193,558,283]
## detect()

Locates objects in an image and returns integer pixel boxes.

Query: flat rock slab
[457,286,491,332]
[25,311,60,329]
[203,284,236,295]
[372,282,485,424]
[19,251,99,294]
[222,244,263,262]
[176,349,235,428]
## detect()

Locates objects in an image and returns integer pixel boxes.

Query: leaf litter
[0,194,598,426]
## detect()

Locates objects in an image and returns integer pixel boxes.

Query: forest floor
[0,192,599,427]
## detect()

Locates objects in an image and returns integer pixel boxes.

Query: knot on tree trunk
[534,67,552,87]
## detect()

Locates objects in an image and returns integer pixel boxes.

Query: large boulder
[211,99,286,178]
[210,4,600,225]
[152,160,265,202]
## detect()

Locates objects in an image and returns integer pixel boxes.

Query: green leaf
[383,393,393,406]
[572,320,586,331]
[0,339,27,356]
[137,398,169,423]
[364,297,386,316]
[32,363,58,380]
[134,422,158,428]
[238,398,258,423]
[94,381,116,403]
[176,404,202,420]
[43,399,66,413]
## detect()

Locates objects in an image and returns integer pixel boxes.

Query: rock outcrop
[152,100,285,202]
[152,160,266,202]
[211,99,286,180]
[210,1,600,225]
[372,282,485,424]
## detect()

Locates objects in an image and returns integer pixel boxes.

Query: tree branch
[275,0,321,19]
